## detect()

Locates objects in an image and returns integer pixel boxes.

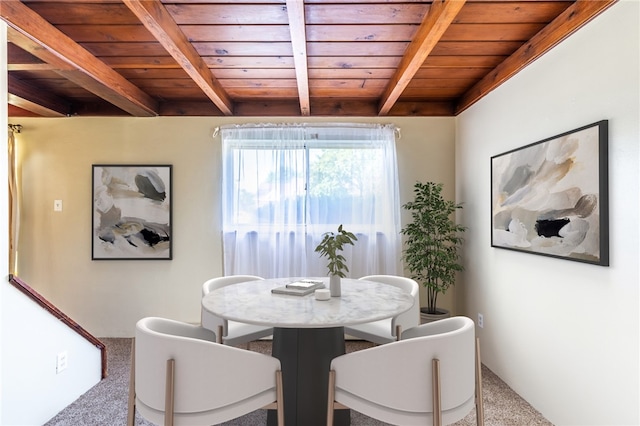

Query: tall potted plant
[315,224,358,296]
[401,181,466,321]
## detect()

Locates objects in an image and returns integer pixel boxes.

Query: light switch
[54,200,63,212]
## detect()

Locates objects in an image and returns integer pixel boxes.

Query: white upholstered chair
[127,317,284,426]
[201,275,273,346]
[327,316,484,426]
[343,275,420,344]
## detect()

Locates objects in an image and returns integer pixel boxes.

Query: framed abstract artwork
[92,165,172,260]
[491,120,608,266]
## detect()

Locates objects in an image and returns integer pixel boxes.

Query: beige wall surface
[456,1,639,425]
[11,116,455,337]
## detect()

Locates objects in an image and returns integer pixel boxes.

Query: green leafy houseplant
[401,182,466,315]
[315,224,358,278]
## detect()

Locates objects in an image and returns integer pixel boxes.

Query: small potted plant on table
[315,224,358,297]
[401,181,466,322]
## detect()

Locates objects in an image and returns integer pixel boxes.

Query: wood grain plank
[306,24,419,42]
[204,56,294,68]
[218,79,298,88]
[422,55,505,68]
[388,101,455,116]
[181,25,291,42]
[102,57,180,69]
[309,68,395,79]
[81,43,170,57]
[225,87,300,98]
[165,4,289,25]
[414,67,490,79]
[305,3,429,24]
[442,23,547,41]
[195,42,293,56]
[401,86,469,98]
[430,41,523,56]
[212,68,297,79]
[310,87,383,97]
[307,42,409,57]
[311,99,379,116]
[310,79,388,89]
[158,101,226,116]
[455,2,573,23]
[234,99,305,117]
[406,78,478,89]
[308,56,400,69]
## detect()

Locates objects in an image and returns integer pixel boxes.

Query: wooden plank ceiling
[2,0,616,118]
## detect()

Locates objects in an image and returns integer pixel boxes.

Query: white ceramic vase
[329,275,341,297]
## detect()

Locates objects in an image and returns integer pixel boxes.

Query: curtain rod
[8,124,22,133]
[212,122,400,139]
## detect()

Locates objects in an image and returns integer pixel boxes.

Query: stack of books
[271,279,325,296]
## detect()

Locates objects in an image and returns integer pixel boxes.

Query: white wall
[1,285,102,425]
[456,1,639,425]
[12,116,456,337]
[0,19,8,423]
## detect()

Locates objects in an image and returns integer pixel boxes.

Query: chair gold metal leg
[475,338,485,426]
[327,370,336,426]
[395,325,402,341]
[127,339,136,426]
[276,370,285,426]
[432,359,442,426]
[165,359,175,426]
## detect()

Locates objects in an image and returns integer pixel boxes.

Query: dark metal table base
[267,327,350,426]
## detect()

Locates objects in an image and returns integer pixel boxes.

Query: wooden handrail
[8,274,107,379]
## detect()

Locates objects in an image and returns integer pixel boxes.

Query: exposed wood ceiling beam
[0,0,158,117]
[286,0,311,116]
[456,0,618,114]
[377,0,466,116]
[8,74,69,117]
[123,0,234,116]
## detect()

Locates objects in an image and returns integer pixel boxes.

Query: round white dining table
[202,277,414,426]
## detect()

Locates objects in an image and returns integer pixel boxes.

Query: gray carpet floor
[44,338,552,426]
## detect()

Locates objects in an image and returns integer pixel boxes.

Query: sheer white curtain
[8,127,20,275]
[221,123,401,278]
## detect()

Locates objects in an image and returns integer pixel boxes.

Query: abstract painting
[491,121,608,265]
[92,165,172,260]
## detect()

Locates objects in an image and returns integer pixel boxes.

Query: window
[220,123,401,278]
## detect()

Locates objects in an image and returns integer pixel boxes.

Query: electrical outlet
[56,351,68,374]
[477,313,484,328]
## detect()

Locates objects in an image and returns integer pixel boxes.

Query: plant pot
[330,275,341,297]
[420,308,450,324]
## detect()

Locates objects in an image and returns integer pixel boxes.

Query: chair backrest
[359,275,420,337]
[202,275,264,297]
[201,275,264,336]
[330,316,475,425]
[134,316,281,425]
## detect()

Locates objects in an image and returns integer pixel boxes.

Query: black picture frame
[92,164,172,260]
[491,120,609,266]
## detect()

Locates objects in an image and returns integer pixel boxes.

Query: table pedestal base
[267,327,350,426]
